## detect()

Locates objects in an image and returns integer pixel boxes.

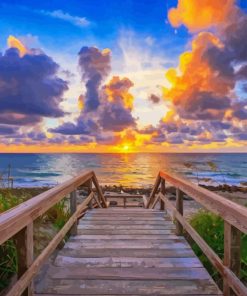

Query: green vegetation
[189,210,247,286]
[0,190,70,291]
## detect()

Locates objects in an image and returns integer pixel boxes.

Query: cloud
[148,94,161,104]
[39,9,90,28]
[52,44,137,136]
[168,0,237,32]
[51,118,98,135]
[98,76,136,131]
[52,75,136,135]
[0,37,68,126]
[0,125,17,135]
[78,47,111,111]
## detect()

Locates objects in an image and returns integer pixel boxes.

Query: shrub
[189,210,247,285]
[0,192,70,291]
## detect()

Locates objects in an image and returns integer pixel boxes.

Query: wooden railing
[104,193,144,208]
[147,171,247,296]
[0,171,107,296]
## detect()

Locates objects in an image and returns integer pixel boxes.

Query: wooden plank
[69,237,186,244]
[63,240,190,249]
[54,255,202,268]
[82,216,170,221]
[223,221,242,296]
[69,190,77,236]
[175,188,183,236]
[35,294,222,296]
[5,194,94,296]
[59,248,196,258]
[69,234,178,240]
[92,172,107,208]
[0,171,93,245]
[14,222,33,296]
[150,194,161,209]
[159,171,247,234]
[160,193,247,296]
[77,229,175,235]
[143,195,148,208]
[79,220,173,225]
[48,266,211,280]
[160,179,165,210]
[84,214,166,219]
[35,279,221,295]
[89,207,163,214]
[104,193,144,199]
[147,173,161,208]
[77,224,175,230]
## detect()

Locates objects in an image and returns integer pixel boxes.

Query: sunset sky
[0,0,247,153]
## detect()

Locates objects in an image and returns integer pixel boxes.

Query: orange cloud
[7,35,28,57]
[104,76,134,109]
[78,94,84,111]
[163,32,234,120]
[168,0,236,31]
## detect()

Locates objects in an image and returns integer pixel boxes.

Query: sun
[119,143,132,153]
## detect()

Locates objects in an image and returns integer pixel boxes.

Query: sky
[0,0,246,153]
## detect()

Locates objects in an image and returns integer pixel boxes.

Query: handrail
[148,171,247,296]
[0,170,107,245]
[0,170,107,295]
[148,171,247,234]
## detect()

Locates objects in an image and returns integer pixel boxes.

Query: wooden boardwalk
[1,170,247,296]
[35,207,222,295]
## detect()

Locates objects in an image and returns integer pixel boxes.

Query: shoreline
[1,183,246,207]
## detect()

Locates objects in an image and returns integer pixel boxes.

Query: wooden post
[175,188,183,236]
[14,223,33,296]
[160,179,165,210]
[223,221,241,296]
[123,196,126,208]
[88,179,93,209]
[70,190,77,235]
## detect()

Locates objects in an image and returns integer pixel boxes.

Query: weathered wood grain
[34,206,222,295]
[77,228,175,235]
[54,255,202,268]
[59,248,196,258]
[77,224,175,230]
[35,279,221,295]
[159,171,247,234]
[48,266,211,280]
[14,222,33,296]
[5,193,94,296]
[160,193,247,296]
[0,171,94,245]
[69,234,178,240]
[63,240,189,249]
[79,220,173,225]
[175,188,183,236]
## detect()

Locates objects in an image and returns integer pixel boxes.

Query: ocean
[0,153,246,188]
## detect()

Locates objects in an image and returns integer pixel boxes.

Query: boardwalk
[1,170,247,296]
[35,207,222,295]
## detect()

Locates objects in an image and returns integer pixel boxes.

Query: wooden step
[35,279,221,295]
[35,207,222,296]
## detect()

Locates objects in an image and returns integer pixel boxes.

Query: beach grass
[0,189,70,291]
[189,209,247,287]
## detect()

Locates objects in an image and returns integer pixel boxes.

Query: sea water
[0,153,246,188]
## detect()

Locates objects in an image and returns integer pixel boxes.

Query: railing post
[123,196,126,208]
[223,221,241,296]
[14,222,33,296]
[160,179,165,210]
[70,190,77,235]
[175,188,183,236]
[88,179,93,209]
